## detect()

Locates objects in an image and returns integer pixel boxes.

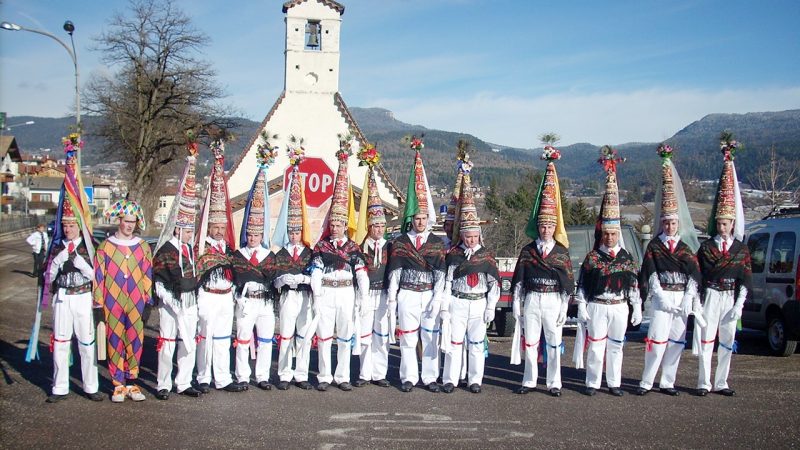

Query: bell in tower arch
[305,21,321,50]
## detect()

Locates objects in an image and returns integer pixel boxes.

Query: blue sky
[1,0,798,147]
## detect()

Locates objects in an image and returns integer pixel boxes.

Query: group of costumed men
[36,127,750,402]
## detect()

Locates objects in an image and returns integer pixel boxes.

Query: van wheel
[494,311,516,338]
[767,314,797,357]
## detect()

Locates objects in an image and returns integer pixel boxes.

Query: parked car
[493,224,645,337]
[742,208,800,356]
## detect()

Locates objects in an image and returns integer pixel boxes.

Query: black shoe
[197,383,211,394]
[635,387,650,396]
[442,383,455,394]
[660,387,679,396]
[155,389,170,400]
[469,384,481,394]
[295,380,312,390]
[696,388,709,397]
[46,394,68,403]
[338,382,353,391]
[221,383,246,393]
[258,381,273,391]
[426,382,440,393]
[583,387,596,397]
[609,387,624,397]
[178,387,202,397]
[372,379,390,388]
[86,392,105,402]
[237,381,250,391]
[549,388,561,397]
[400,381,414,392]
[516,386,533,395]
[353,379,368,388]
[715,388,736,397]
[276,381,290,391]
[317,382,330,392]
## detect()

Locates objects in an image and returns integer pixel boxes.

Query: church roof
[282,0,345,14]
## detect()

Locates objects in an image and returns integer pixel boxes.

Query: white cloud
[374,87,800,147]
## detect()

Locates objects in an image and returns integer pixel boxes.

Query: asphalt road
[2,235,799,449]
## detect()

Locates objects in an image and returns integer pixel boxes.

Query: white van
[743,208,800,356]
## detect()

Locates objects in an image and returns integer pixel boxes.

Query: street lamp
[4,120,35,131]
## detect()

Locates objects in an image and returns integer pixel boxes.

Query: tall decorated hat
[329,134,352,224]
[401,134,436,232]
[445,140,469,240]
[287,135,306,233]
[524,133,569,247]
[652,142,700,250]
[708,131,745,240]
[657,143,679,221]
[456,158,479,234]
[155,132,200,252]
[358,143,385,226]
[197,137,235,253]
[239,131,278,248]
[597,145,624,232]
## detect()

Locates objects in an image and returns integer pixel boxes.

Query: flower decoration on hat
[287,135,306,167]
[336,133,354,162]
[598,145,625,173]
[61,132,84,157]
[357,142,381,167]
[539,132,562,162]
[656,143,674,162]
[185,130,199,158]
[719,130,741,161]
[256,130,279,169]
[407,134,425,152]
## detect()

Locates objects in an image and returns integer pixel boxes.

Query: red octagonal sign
[283,157,335,208]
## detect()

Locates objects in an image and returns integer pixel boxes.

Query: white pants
[196,289,234,388]
[277,289,313,382]
[521,292,563,389]
[157,304,198,392]
[640,291,687,390]
[51,291,99,395]
[235,298,275,384]
[697,289,737,391]
[316,286,355,384]
[358,289,390,381]
[397,289,440,385]
[443,296,487,386]
[585,302,628,389]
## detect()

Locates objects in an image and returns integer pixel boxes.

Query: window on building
[748,233,770,274]
[305,20,321,50]
[159,199,167,208]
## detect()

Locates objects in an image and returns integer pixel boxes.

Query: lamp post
[1,20,81,162]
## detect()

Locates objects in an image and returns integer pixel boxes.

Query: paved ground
[2,235,800,449]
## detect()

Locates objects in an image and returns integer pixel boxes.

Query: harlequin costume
[510,143,574,396]
[574,146,642,396]
[152,137,201,399]
[309,138,370,391]
[636,144,702,396]
[386,136,446,392]
[194,139,244,393]
[44,133,101,402]
[440,157,500,394]
[232,136,278,390]
[93,198,153,402]
[695,132,752,397]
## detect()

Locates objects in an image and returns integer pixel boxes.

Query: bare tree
[753,145,800,212]
[85,0,236,223]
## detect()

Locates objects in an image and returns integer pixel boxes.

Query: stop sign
[283,157,335,208]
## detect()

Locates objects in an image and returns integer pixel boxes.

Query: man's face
[247,232,263,249]
[462,230,480,249]
[538,223,555,242]
[662,218,679,237]
[329,220,345,240]
[118,215,137,238]
[179,227,194,244]
[717,219,734,238]
[37,224,45,233]
[62,222,79,241]
[412,214,428,233]
[209,223,226,241]
[288,230,302,245]
[602,229,620,249]
[368,223,385,241]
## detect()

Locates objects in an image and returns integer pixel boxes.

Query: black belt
[62,283,92,295]
[589,297,626,305]
[400,282,433,292]
[662,284,686,292]
[451,291,486,301]
[706,281,735,292]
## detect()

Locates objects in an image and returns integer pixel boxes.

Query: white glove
[577,303,590,323]
[426,299,441,315]
[440,309,451,321]
[274,275,287,290]
[312,296,321,316]
[512,299,522,320]
[681,294,693,317]
[483,308,495,324]
[387,297,397,314]
[72,254,94,279]
[630,303,643,326]
[52,248,70,268]
[729,304,744,322]
[692,296,703,315]
[556,302,568,327]
[358,295,370,317]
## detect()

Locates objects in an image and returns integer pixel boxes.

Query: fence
[0,215,52,235]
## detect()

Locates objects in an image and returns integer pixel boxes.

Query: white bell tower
[284,1,342,95]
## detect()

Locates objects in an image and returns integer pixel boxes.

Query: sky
[1,0,799,148]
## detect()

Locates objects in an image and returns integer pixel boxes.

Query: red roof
[282,0,345,14]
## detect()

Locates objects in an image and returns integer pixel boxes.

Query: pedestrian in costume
[26,223,48,279]
[45,133,101,403]
[232,133,279,391]
[272,137,315,391]
[194,139,246,393]
[309,136,370,392]
[636,144,702,397]
[152,137,202,400]
[441,158,500,394]
[510,140,574,397]
[695,132,752,397]
[94,198,153,402]
[353,143,392,388]
[574,145,642,397]
[386,135,446,393]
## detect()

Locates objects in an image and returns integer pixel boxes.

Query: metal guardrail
[0,215,51,235]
